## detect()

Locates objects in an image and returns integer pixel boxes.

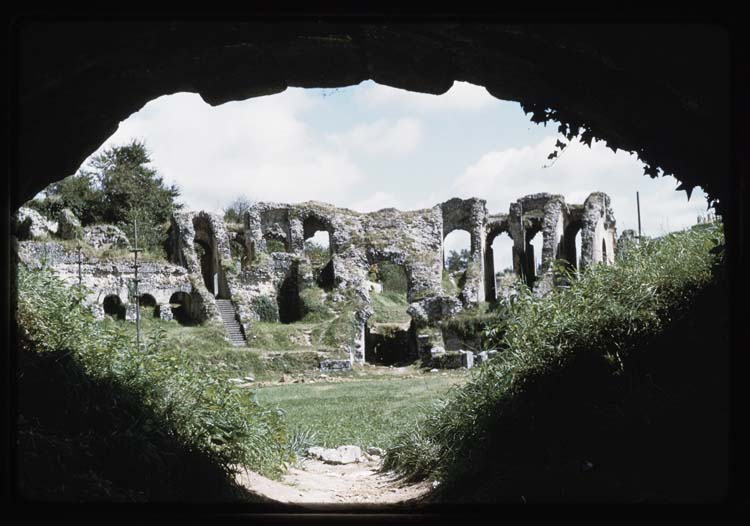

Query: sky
[75,80,713,272]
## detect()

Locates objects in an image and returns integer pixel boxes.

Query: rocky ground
[235,445,433,505]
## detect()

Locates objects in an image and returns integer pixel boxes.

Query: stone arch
[192,214,230,299]
[277,260,303,324]
[485,223,514,302]
[563,221,583,271]
[524,221,543,287]
[138,293,160,318]
[102,294,126,320]
[302,213,335,289]
[366,252,413,301]
[259,208,292,253]
[169,291,195,325]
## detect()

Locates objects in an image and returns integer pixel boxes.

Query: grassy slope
[384,223,729,501]
[369,291,411,324]
[254,371,469,449]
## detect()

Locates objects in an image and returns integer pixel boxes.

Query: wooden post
[636,191,642,241]
[131,218,143,352]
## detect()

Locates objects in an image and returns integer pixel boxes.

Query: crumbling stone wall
[17,240,195,322]
[17,191,616,364]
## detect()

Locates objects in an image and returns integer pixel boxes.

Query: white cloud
[356,81,496,112]
[349,191,403,213]
[79,90,364,211]
[453,136,712,237]
[326,118,423,156]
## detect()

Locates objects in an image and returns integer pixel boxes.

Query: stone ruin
[15,192,617,367]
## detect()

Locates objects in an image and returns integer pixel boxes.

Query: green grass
[370,290,411,324]
[254,371,470,449]
[383,223,726,496]
[16,267,296,500]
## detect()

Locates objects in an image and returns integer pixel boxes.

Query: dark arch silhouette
[102,294,126,320]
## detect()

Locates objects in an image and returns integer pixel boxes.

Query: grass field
[253,369,470,449]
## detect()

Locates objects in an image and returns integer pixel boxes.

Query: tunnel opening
[102,294,126,320]
[138,293,160,318]
[169,291,197,326]
[303,219,335,291]
[277,262,303,324]
[443,229,472,297]
[364,319,418,366]
[489,231,515,302]
[10,23,733,506]
[525,228,543,287]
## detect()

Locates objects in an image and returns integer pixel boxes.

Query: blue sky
[78,80,713,271]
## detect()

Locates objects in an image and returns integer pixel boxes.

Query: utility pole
[131,218,143,352]
[636,191,642,242]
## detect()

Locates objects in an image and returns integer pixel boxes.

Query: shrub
[16,266,295,497]
[384,223,725,489]
[252,295,280,323]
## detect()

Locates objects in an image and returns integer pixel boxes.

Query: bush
[384,223,725,491]
[16,266,295,499]
[252,295,280,323]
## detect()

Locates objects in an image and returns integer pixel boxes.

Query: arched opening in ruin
[562,222,583,273]
[229,231,253,270]
[365,258,415,364]
[102,294,126,320]
[443,229,472,296]
[303,216,335,290]
[364,319,418,366]
[138,293,160,318]
[169,291,197,326]
[263,233,289,254]
[193,215,230,299]
[488,231,515,302]
[602,240,608,266]
[277,261,303,324]
[11,23,732,505]
[524,228,544,287]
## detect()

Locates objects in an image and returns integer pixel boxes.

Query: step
[216,299,246,344]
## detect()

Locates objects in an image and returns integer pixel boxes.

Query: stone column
[508,202,526,280]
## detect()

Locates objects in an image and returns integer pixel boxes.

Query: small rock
[306,445,363,465]
[366,446,385,456]
[430,368,439,373]
[243,376,255,382]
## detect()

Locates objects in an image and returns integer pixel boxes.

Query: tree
[42,172,103,225]
[88,140,182,251]
[223,196,255,224]
[445,249,471,273]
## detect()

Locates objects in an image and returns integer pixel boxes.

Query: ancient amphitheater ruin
[17,191,618,367]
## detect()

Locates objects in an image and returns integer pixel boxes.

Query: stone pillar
[288,218,305,255]
[508,202,526,280]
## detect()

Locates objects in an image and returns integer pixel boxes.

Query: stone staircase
[215,298,246,346]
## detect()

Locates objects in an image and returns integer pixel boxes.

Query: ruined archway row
[231,192,616,322]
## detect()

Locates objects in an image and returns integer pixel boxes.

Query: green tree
[89,140,182,251]
[42,172,103,224]
[445,249,471,273]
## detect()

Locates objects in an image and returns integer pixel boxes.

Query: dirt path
[235,456,433,505]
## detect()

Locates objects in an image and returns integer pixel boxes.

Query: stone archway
[102,294,126,320]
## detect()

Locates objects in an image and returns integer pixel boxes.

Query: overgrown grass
[254,372,469,449]
[383,223,725,499]
[369,290,411,324]
[16,266,296,500]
